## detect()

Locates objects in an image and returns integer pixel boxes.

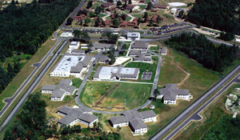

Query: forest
[3,92,122,140]
[187,0,240,35]
[202,116,240,140]
[0,0,80,93]
[165,33,239,72]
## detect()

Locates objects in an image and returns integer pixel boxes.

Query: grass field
[158,0,195,5]
[174,84,240,140]
[125,56,158,82]
[0,38,57,110]
[81,81,152,111]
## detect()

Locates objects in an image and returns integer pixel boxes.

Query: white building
[110,110,157,136]
[158,84,192,104]
[41,79,76,101]
[57,105,98,127]
[127,32,140,40]
[50,55,94,78]
[60,32,74,37]
[93,66,140,81]
[236,37,240,42]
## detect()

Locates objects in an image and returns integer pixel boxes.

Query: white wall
[113,122,129,128]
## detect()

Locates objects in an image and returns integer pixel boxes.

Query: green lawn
[132,14,143,18]
[125,56,158,82]
[140,5,146,10]
[98,13,107,17]
[72,78,82,88]
[126,16,132,21]
[81,81,152,110]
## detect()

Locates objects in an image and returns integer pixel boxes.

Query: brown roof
[152,4,167,9]
[147,15,164,22]
[101,2,114,8]
[125,4,136,10]
[73,14,86,21]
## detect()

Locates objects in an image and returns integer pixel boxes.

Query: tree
[73,30,81,38]
[13,62,20,75]
[128,0,132,4]
[137,17,142,25]
[113,18,120,27]
[117,1,122,7]
[7,64,15,79]
[149,18,153,26]
[121,14,126,20]
[117,126,121,132]
[156,15,161,25]
[66,17,73,25]
[98,122,103,131]
[143,12,148,22]
[219,32,235,41]
[147,2,152,10]
[85,17,91,25]
[95,6,102,15]
[4,129,14,140]
[87,1,93,8]
[178,10,184,18]
[154,89,159,99]
[87,41,93,49]
[95,17,101,27]
[122,44,128,50]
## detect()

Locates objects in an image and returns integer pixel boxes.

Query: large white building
[41,79,76,101]
[110,110,157,136]
[93,66,140,81]
[127,32,141,40]
[67,41,80,53]
[157,84,192,104]
[57,105,98,127]
[50,55,94,78]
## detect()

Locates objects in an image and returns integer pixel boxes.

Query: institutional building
[131,41,149,51]
[50,55,94,78]
[110,110,157,136]
[127,32,140,40]
[157,84,192,104]
[41,79,76,101]
[93,66,140,81]
[129,50,152,63]
[57,105,98,126]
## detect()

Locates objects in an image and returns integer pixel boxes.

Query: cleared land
[81,81,152,111]
[158,0,195,4]
[174,84,240,140]
[118,46,221,140]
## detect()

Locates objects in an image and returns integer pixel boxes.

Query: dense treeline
[187,0,240,35]
[202,116,240,140]
[4,92,122,140]
[165,33,239,72]
[0,0,80,93]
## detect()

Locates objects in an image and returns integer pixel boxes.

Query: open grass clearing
[158,0,195,5]
[80,81,152,111]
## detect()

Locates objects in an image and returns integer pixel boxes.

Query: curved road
[75,50,162,114]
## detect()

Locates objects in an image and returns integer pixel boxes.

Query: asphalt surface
[151,64,240,140]
[0,41,68,132]
[74,50,162,114]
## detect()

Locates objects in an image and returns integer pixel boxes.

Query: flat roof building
[131,41,149,50]
[50,55,94,78]
[127,32,141,40]
[92,42,117,52]
[93,66,140,81]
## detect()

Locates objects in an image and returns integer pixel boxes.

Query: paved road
[0,0,87,132]
[74,50,162,114]
[0,41,68,132]
[151,64,240,140]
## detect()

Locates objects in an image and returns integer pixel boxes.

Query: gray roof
[133,54,152,62]
[130,119,147,130]
[131,41,149,50]
[58,114,76,125]
[82,55,92,67]
[51,89,65,98]
[92,42,115,50]
[110,116,128,124]
[70,62,83,73]
[58,105,72,114]
[129,50,141,56]
[59,79,72,85]
[41,85,56,91]
[79,114,98,123]
[99,55,111,62]
[57,106,97,125]
[140,110,157,119]
[160,47,167,53]
[123,110,142,121]
[71,50,85,54]
[159,84,189,100]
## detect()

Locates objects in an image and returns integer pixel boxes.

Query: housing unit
[57,105,98,126]
[129,50,152,63]
[41,79,76,101]
[92,42,117,52]
[98,55,111,64]
[109,110,157,136]
[50,55,94,78]
[157,84,192,104]
[93,66,140,81]
[131,41,149,51]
